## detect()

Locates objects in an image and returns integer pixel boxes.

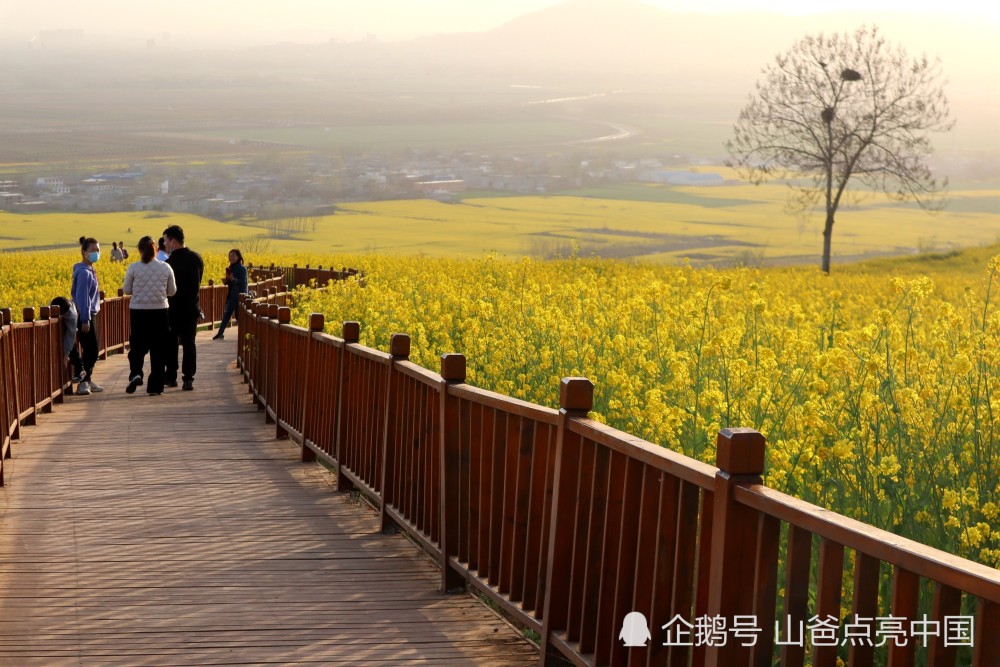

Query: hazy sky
[2,0,999,44]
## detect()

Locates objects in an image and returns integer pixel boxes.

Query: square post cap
[390,333,410,359]
[560,377,594,412]
[440,353,466,382]
[715,428,766,475]
[342,321,360,343]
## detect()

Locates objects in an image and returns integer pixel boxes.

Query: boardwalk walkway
[0,331,538,666]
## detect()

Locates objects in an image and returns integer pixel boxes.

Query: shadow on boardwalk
[0,329,538,666]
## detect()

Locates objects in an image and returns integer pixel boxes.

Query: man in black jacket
[163,225,204,391]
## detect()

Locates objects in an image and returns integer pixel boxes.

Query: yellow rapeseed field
[0,251,229,314]
[2,247,998,568]
[4,185,999,263]
[287,249,1000,567]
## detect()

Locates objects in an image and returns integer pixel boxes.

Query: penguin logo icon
[619,611,651,647]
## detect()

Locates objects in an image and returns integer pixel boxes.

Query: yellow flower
[942,489,960,511]
[961,526,984,549]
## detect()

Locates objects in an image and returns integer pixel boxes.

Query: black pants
[77,313,99,382]
[217,295,239,334]
[128,308,169,393]
[68,346,83,375]
[166,311,198,384]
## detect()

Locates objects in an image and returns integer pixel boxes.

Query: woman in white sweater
[123,236,177,395]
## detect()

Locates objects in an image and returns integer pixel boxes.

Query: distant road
[522,89,639,145]
[569,121,639,144]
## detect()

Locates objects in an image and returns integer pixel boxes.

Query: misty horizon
[0,0,998,181]
[1,0,999,47]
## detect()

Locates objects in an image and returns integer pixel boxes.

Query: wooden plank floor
[0,330,539,666]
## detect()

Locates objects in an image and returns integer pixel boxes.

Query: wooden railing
[238,295,1000,666]
[3,263,997,665]
[0,306,66,484]
[0,266,292,486]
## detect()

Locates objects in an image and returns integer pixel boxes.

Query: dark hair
[79,236,98,252]
[112,241,118,249]
[229,248,244,264]
[137,236,155,263]
[158,237,166,251]
[162,225,184,244]
[50,296,71,315]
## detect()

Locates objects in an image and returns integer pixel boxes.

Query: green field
[2,182,998,266]
[0,212,268,254]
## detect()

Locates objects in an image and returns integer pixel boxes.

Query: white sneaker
[88,381,104,393]
[77,381,91,396]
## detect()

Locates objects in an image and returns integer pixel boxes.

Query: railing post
[47,304,66,404]
[98,291,108,360]
[273,307,292,440]
[206,280,215,328]
[266,305,280,415]
[974,598,1000,666]
[21,308,37,426]
[253,303,268,410]
[237,293,252,374]
[1,308,18,442]
[439,353,467,594]
[379,333,410,535]
[704,428,766,667]
[540,377,594,666]
[300,313,324,463]
[336,321,360,492]
[37,306,55,412]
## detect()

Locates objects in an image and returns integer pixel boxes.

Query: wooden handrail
[735,484,1000,602]
[236,278,1000,666]
[4,264,998,665]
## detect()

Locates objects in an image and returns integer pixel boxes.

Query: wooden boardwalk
[0,331,538,666]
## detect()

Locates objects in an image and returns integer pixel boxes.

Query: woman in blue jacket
[212,248,248,341]
[71,236,103,395]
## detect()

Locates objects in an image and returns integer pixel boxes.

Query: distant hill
[1,0,996,164]
[395,0,792,86]
[368,0,996,94]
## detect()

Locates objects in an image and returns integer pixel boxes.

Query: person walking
[110,242,123,263]
[163,225,204,391]
[123,236,176,396]
[71,236,103,395]
[212,248,248,341]
[119,241,129,261]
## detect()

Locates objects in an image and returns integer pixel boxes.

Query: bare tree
[726,26,953,273]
